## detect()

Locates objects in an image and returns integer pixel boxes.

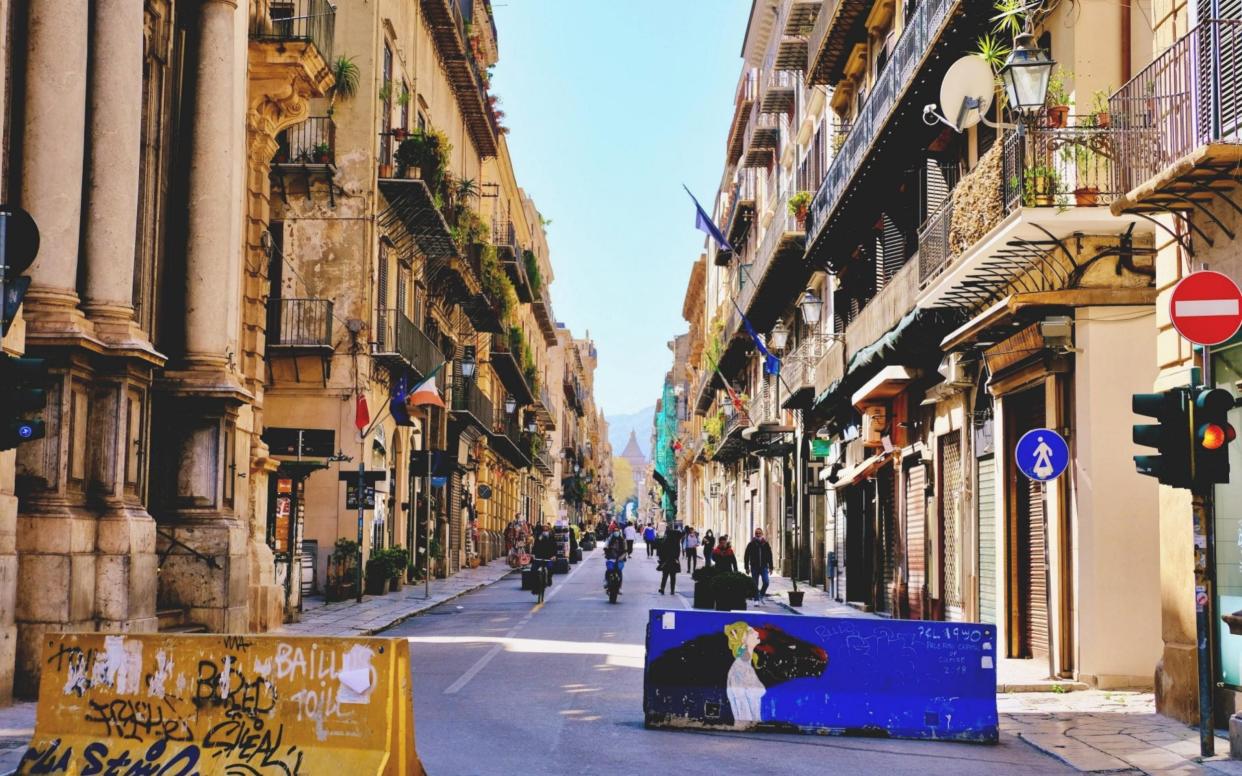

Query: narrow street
[383,541,1071,776]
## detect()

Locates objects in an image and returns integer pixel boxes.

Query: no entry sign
[1170,271,1242,346]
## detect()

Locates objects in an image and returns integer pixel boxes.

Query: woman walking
[702,530,716,568]
[683,528,700,574]
[657,527,683,595]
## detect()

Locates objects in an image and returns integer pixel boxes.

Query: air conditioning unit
[861,405,888,447]
[937,352,976,388]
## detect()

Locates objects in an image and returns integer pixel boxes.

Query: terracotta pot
[1046,105,1069,128]
[378,162,395,178]
[1073,186,1100,207]
[1094,111,1110,128]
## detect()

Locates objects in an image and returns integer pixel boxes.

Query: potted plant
[364,551,391,596]
[710,571,753,611]
[391,126,410,142]
[387,546,409,592]
[326,538,359,602]
[311,142,331,164]
[692,565,721,609]
[1090,88,1111,128]
[1044,67,1072,128]
[788,589,805,607]
[378,161,395,178]
[787,191,812,229]
[1022,164,1060,207]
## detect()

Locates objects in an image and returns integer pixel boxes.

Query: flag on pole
[406,375,446,409]
[354,393,371,432]
[684,184,733,253]
[390,374,415,426]
[734,301,781,375]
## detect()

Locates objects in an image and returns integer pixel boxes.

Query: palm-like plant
[327,55,360,115]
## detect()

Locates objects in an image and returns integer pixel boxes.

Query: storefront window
[1213,342,1242,686]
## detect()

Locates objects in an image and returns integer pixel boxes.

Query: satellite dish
[938,55,996,131]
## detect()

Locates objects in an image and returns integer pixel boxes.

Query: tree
[612,456,635,504]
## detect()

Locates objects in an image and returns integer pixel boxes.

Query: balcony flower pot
[787,590,805,607]
[392,127,410,142]
[378,162,395,178]
[1046,104,1069,128]
[274,149,289,164]
[1093,111,1110,128]
[1073,186,1100,207]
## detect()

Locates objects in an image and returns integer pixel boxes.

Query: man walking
[624,522,637,557]
[657,526,683,595]
[744,528,774,603]
[643,523,657,557]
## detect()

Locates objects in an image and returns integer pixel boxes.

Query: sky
[490,0,751,416]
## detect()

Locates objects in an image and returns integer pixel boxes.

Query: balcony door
[1195,0,1242,142]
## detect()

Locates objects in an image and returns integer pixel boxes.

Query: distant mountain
[606,405,654,460]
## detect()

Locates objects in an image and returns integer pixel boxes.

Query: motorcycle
[605,558,623,604]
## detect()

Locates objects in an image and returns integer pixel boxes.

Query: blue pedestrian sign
[1015,428,1069,481]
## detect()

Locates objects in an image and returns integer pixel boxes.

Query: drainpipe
[1121,1,1132,83]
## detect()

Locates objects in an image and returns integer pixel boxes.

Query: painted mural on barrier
[643,609,998,742]
[17,633,423,775]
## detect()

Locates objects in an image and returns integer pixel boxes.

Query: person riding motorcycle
[531,530,557,587]
[604,529,628,593]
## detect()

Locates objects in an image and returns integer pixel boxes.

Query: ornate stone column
[18,0,90,337]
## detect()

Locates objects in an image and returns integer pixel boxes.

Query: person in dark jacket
[744,528,774,602]
[657,527,683,595]
[701,530,716,569]
[712,535,738,573]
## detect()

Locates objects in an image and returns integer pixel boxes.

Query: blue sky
[491,0,750,416]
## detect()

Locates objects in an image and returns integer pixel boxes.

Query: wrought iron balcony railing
[1110,19,1242,196]
[452,378,494,431]
[274,116,336,166]
[374,308,444,377]
[251,0,335,63]
[267,298,333,349]
[807,0,959,247]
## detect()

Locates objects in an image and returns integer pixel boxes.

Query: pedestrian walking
[643,524,657,557]
[744,528,774,602]
[624,522,637,557]
[657,526,683,595]
[683,527,700,574]
[702,529,716,569]
[712,536,738,573]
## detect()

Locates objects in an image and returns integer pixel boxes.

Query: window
[401,80,410,132]
[381,44,394,164]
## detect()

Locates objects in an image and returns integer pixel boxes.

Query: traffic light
[1192,387,1236,486]
[1133,388,1192,488]
[0,354,47,451]
[0,205,40,338]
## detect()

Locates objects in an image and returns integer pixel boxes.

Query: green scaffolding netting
[655,380,678,521]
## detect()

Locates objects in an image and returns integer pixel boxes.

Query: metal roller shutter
[977,456,997,624]
[1026,475,1049,658]
[904,461,926,619]
[877,466,897,615]
[940,435,964,621]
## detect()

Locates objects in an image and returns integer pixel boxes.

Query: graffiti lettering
[81,738,200,776]
[18,738,73,774]
[194,660,277,717]
[222,636,254,651]
[203,712,304,775]
[83,697,194,743]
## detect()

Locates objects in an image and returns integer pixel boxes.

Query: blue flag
[737,305,781,375]
[684,185,734,253]
[390,373,414,426]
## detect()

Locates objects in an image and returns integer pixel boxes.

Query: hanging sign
[1015,428,1069,482]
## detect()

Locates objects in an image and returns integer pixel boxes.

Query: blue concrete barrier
[643,609,998,742]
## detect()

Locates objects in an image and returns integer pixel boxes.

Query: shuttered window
[978,456,997,624]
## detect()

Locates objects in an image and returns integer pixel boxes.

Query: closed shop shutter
[977,456,997,624]
[449,471,462,574]
[1007,391,1048,659]
[877,466,897,615]
[904,461,926,619]
[1026,475,1049,657]
[940,435,964,620]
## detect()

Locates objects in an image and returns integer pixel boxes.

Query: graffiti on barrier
[643,609,998,742]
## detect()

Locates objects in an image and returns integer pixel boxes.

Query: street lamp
[798,288,823,327]
[504,394,516,414]
[769,319,789,353]
[460,345,477,379]
[1000,33,1055,118]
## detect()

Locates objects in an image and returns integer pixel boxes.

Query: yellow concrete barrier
[16,633,424,775]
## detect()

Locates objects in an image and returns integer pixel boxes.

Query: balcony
[782,333,835,409]
[489,410,531,470]
[711,406,752,463]
[774,0,818,72]
[377,178,456,263]
[806,0,868,85]
[1110,20,1242,224]
[726,71,759,166]
[917,127,1152,312]
[532,447,554,477]
[267,297,334,356]
[419,0,497,157]
[806,0,966,257]
[492,220,533,303]
[373,308,444,380]
[759,68,798,115]
[452,244,504,333]
[489,332,534,406]
[742,110,781,168]
[271,116,337,205]
[531,292,557,345]
[533,385,556,429]
[451,378,494,435]
[251,0,335,63]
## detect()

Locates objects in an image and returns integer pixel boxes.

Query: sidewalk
[0,701,35,775]
[278,556,515,637]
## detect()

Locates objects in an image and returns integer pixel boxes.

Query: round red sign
[1170,270,1242,347]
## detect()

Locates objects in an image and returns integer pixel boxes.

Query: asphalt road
[381,542,1073,776]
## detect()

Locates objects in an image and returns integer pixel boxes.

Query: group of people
[622,522,773,603]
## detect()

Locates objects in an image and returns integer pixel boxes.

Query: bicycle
[530,557,553,604]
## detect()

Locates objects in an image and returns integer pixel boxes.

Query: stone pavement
[0,701,35,775]
[1001,690,1242,775]
[278,556,516,637]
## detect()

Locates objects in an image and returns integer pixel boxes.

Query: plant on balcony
[1088,88,1112,128]
[1021,164,1061,207]
[787,191,812,228]
[523,249,542,297]
[479,244,518,323]
[378,80,393,104]
[450,207,490,251]
[1045,67,1073,128]
[395,128,452,190]
[312,142,331,164]
[396,84,411,108]
[326,55,360,116]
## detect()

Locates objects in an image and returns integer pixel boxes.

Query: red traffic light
[1199,422,1236,450]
